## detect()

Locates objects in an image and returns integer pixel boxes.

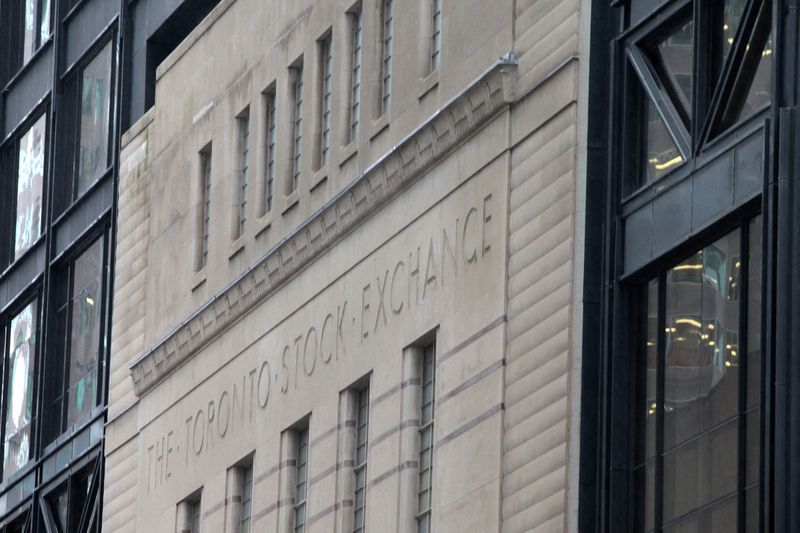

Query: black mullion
[627,45,692,159]
[737,220,750,532]
[698,0,765,144]
[655,273,667,532]
[95,230,110,411]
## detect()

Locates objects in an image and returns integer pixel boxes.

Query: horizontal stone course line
[371,419,420,449]
[371,378,420,409]
[438,359,505,407]
[253,498,294,523]
[309,420,355,449]
[367,460,419,489]
[254,459,296,486]
[435,403,503,449]
[309,460,354,486]
[128,59,516,397]
[437,315,507,365]
[305,499,354,527]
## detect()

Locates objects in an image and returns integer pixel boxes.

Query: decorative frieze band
[128,55,517,397]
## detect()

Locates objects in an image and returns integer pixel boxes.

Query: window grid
[294,428,309,533]
[381,0,394,115]
[353,386,370,533]
[417,344,435,533]
[320,36,333,166]
[239,465,253,533]
[265,92,276,213]
[431,0,442,71]
[292,65,304,192]
[350,9,363,141]
[238,114,250,237]
[200,149,212,268]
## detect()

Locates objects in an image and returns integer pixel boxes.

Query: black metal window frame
[0,103,50,271]
[55,32,117,217]
[37,449,103,533]
[594,0,776,531]
[0,286,42,486]
[41,227,110,449]
[618,0,773,202]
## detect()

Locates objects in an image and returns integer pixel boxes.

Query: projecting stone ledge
[128,55,517,398]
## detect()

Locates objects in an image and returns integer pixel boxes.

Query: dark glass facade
[581,0,800,531]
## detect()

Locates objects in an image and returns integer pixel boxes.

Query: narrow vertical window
[199,147,212,269]
[238,112,250,237]
[77,42,113,197]
[4,300,37,481]
[430,0,442,71]
[23,0,51,65]
[320,35,333,167]
[417,344,435,533]
[350,8,363,142]
[291,63,304,192]
[353,385,370,533]
[264,92,276,213]
[14,114,46,261]
[239,464,253,533]
[294,428,309,533]
[190,499,201,533]
[381,0,394,115]
[177,494,202,533]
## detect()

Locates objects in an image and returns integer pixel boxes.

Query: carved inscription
[143,194,495,495]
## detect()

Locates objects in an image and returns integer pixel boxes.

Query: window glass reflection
[719,0,748,67]
[77,43,112,196]
[67,239,104,427]
[638,219,761,531]
[657,18,694,114]
[643,98,683,184]
[14,115,46,261]
[742,34,772,115]
[5,301,37,481]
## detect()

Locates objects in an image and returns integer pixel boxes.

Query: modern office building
[0,0,220,531]
[579,0,796,531]
[105,0,605,532]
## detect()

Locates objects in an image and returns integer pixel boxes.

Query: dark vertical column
[773,1,800,532]
[578,0,612,530]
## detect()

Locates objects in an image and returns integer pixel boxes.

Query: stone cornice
[129,55,517,397]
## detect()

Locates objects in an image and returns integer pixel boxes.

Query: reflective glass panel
[643,98,683,185]
[720,0,748,66]
[742,35,772,116]
[657,18,694,112]
[77,43,112,196]
[23,0,36,63]
[5,301,36,481]
[67,238,104,427]
[14,114,46,260]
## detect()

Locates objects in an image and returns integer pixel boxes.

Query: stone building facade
[104,0,596,531]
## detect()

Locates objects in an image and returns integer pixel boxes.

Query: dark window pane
[67,239,104,426]
[635,461,656,531]
[5,301,37,481]
[657,18,694,113]
[720,0,748,67]
[664,253,703,449]
[662,420,738,523]
[643,98,683,184]
[639,279,658,463]
[742,35,771,116]
[48,486,69,533]
[700,231,740,430]
[15,115,46,260]
[745,485,759,532]
[77,43,112,196]
[747,215,762,409]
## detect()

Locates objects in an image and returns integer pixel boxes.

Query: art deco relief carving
[129,56,517,397]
